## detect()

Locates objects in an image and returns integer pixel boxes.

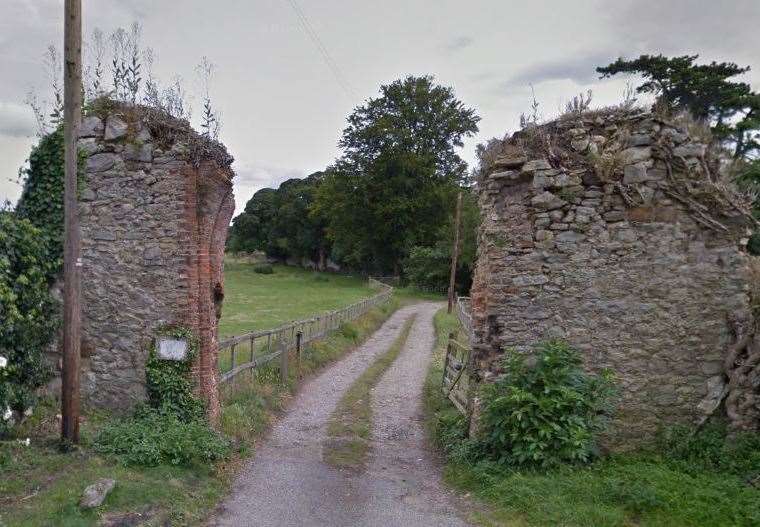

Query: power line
[285,0,357,100]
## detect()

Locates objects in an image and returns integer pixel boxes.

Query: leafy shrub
[0,212,57,435]
[658,421,760,478]
[477,340,616,468]
[94,408,230,466]
[253,264,274,274]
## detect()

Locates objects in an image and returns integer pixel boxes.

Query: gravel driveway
[209,302,471,527]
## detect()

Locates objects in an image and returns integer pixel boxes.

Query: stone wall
[471,108,758,445]
[49,104,235,420]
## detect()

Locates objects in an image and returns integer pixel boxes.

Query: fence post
[296,331,303,380]
[279,340,288,384]
[442,332,454,392]
[250,336,255,380]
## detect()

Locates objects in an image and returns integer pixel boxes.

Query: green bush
[0,212,57,435]
[94,408,230,466]
[253,263,274,274]
[477,340,616,468]
[658,421,760,478]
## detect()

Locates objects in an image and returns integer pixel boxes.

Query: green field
[219,259,376,338]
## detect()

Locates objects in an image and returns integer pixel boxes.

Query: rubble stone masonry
[52,105,235,420]
[471,108,758,446]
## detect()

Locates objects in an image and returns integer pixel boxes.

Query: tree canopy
[597,54,759,159]
[227,173,328,264]
[228,75,480,286]
[313,75,479,274]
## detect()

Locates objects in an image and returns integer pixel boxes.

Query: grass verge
[423,308,760,527]
[0,298,401,526]
[323,315,416,471]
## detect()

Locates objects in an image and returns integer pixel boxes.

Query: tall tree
[597,55,759,159]
[314,75,479,273]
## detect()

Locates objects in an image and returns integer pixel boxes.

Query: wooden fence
[218,280,393,384]
[455,294,473,341]
[441,333,471,415]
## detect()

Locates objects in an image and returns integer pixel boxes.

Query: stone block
[86,153,118,173]
[522,159,552,172]
[621,146,652,164]
[79,116,104,138]
[623,162,651,184]
[530,191,566,211]
[673,143,706,158]
[105,115,129,141]
[493,155,527,169]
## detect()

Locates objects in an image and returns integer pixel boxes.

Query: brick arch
[188,161,235,424]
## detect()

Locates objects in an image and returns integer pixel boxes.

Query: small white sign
[157,338,188,361]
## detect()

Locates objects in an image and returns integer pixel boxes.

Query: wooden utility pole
[61,0,82,444]
[447,192,463,314]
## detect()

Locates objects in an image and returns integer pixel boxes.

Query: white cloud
[0,102,36,138]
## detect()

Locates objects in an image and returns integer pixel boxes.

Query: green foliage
[0,212,57,435]
[253,263,274,274]
[144,326,204,421]
[477,341,616,468]
[94,326,228,466]
[424,309,760,526]
[15,128,65,264]
[312,76,479,274]
[443,455,760,526]
[404,246,450,290]
[403,190,480,292]
[94,409,230,467]
[15,127,87,266]
[597,54,759,159]
[227,173,328,263]
[658,421,760,479]
[339,322,359,341]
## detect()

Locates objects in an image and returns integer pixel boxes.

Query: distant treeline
[226,170,479,292]
[227,75,480,291]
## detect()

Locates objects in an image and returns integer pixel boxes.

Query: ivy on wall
[1,127,84,435]
[0,212,58,435]
[145,325,205,421]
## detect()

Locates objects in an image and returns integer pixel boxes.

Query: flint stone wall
[471,109,757,446]
[53,106,235,419]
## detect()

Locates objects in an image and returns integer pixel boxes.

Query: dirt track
[210,302,470,527]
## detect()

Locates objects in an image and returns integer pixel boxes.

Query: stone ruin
[48,102,235,421]
[471,108,760,445]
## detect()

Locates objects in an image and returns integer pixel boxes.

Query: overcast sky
[2,0,759,214]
